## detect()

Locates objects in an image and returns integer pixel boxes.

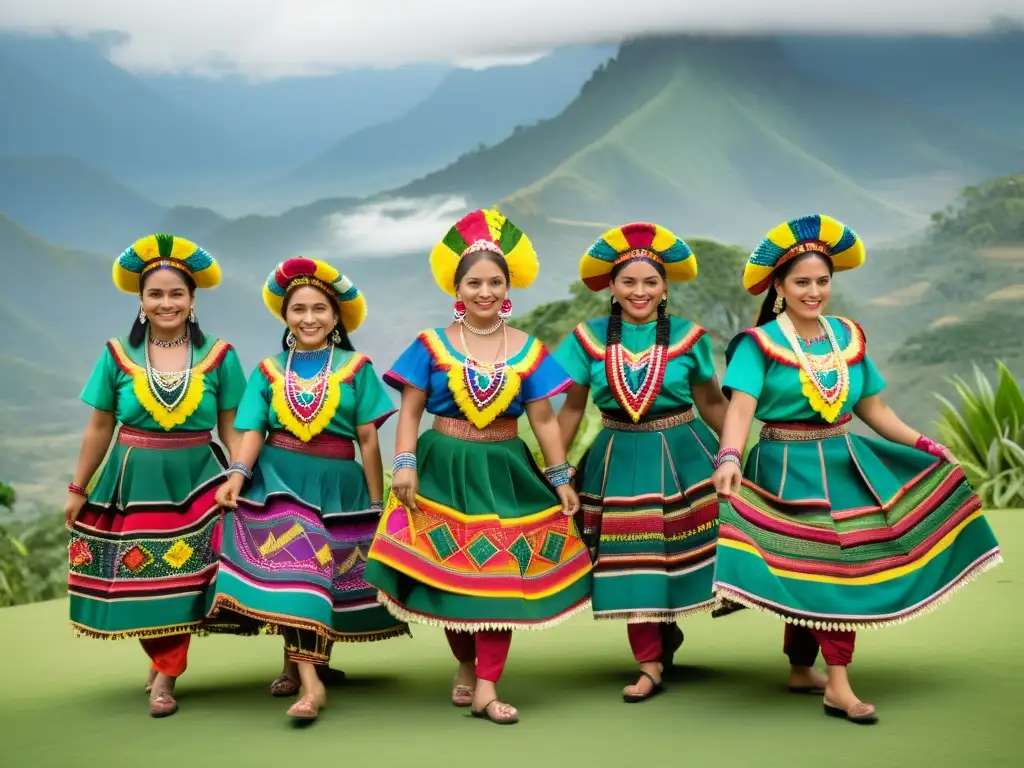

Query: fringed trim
[593,599,714,624]
[207,595,412,643]
[376,591,591,632]
[712,550,1003,631]
[70,620,204,641]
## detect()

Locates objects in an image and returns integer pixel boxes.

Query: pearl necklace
[777,313,848,406]
[144,333,192,411]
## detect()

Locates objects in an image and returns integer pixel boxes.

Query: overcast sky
[2,1,1022,79]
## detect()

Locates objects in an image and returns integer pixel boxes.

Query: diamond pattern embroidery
[162,540,194,569]
[538,531,566,562]
[508,535,533,575]
[427,524,460,561]
[122,545,154,574]
[466,534,500,568]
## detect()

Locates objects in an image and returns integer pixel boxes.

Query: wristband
[915,435,947,458]
[370,500,384,513]
[544,462,572,488]
[68,482,88,498]
[715,448,742,468]
[227,462,253,481]
[392,452,417,473]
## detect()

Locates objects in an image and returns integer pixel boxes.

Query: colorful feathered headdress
[113,234,221,294]
[263,257,367,333]
[429,209,539,297]
[579,222,697,292]
[745,214,865,295]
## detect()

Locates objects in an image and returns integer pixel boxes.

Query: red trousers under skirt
[783,625,856,667]
[445,629,513,683]
[141,634,191,678]
[627,623,663,663]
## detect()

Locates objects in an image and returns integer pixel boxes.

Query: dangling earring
[499,297,512,321]
[189,306,196,323]
[659,295,668,309]
[139,305,147,324]
[331,328,342,345]
[773,295,785,314]
[453,298,467,322]
[286,331,297,348]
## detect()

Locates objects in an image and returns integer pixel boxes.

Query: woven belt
[601,409,695,432]
[266,430,355,460]
[759,414,852,442]
[117,426,212,449]
[432,416,519,442]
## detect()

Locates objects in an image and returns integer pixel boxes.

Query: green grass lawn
[2,511,1018,767]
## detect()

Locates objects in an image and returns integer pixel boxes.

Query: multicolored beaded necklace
[144,330,193,411]
[284,345,333,423]
[459,322,508,411]
[777,313,849,420]
[605,318,669,423]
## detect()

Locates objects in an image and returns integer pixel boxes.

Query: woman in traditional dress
[555,222,729,702]
[210,257,408,721]
[65,235,246,718]
[364,209,592,726]
[711,214,1002,725]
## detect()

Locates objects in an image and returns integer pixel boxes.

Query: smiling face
[285,285,338,350]
[776,253,832,323]
[140,268,192,336]
[609,260,666,323]
[457,255,508,326]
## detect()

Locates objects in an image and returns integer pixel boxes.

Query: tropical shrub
[0,483,69,607]
[935,361,1024,509]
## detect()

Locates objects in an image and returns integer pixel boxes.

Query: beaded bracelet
[68,482,88,498]
[544,462,573,488]
[227,462,253,481]
[370,500,384,513]
[715,448,742,469]
[392,452,417,473]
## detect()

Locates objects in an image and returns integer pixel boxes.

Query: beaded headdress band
[461,239,505,259]
[141,258,194,278]
[614,248,665,267]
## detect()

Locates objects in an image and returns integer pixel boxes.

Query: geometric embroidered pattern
[466,534,500,568]
[162,540,194,569]
[508,535,533,575]
[122,545,154,574]
[539,531,566,562]
[427,524,460,561]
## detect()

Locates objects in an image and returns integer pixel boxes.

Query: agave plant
[934,361,1024,509]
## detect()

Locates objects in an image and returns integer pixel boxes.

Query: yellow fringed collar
[260,350,369,441]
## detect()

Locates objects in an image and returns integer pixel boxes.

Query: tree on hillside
[929,174,1024,245]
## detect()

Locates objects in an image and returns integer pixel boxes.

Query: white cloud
[325,196,470,258]
[1,0,1022,79]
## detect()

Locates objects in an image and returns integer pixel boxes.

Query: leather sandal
[287,693,325,720]
[824,698,878,725]
[149,693,178,718]
[451,681,474,707]
[270,674,300,697]
[623,671,664,703]
[471,699,519,725]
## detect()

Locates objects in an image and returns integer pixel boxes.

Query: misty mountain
[275,46,616,201]
[391,36,1024,245]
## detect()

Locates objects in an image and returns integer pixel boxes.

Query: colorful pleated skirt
[68,426,225,639]
[713,416,1002,630]
[364,416,593,631]
[576,408,719,622]
[206,430,409,643]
